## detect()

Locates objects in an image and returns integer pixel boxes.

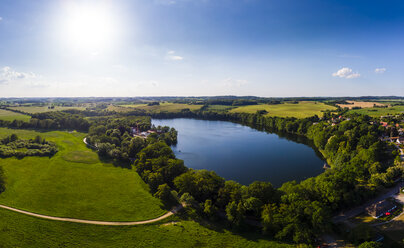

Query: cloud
[375,68,386,74]
[0,17,3,22]
[165,50,184,61]
[332,67,360,79]
[0,66,37,84]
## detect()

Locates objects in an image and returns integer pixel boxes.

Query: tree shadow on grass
[174,207,286,245]
[97,155,133,169]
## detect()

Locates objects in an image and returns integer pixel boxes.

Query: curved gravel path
[0,204,183,226]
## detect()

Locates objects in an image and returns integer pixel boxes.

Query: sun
[59,2,117,52]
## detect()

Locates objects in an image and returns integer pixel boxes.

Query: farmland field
[8,106,87,114]
[121,102,202,113]
[0,128,165,221]
[348,105,404,117]
[336,100,386,109]
[229,101,336,118]
[0,109,31,122]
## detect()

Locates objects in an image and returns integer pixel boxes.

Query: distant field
[0,128,165,221]
[121,102,202,113]
[230,101,336,118]
[206,105,236,112]
[0,209,293,248]
[337,100,386,109]
[107,105,139,113]
[0,109,31,122]
[8,106,87,114]
[348,105,404,117]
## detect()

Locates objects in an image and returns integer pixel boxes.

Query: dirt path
[0,204,183,226]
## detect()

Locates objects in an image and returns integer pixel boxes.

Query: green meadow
[0,109,31,122]
[348,105,404,117]
[8,106,87,114]
[0,208,293,248]
[0,128,165,221]
[230,101,336,118]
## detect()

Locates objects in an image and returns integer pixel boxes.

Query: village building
[366,200,397,219]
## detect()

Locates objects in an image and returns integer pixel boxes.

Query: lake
[152,118,324,187]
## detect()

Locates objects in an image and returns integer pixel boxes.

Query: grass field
[0,209,293,248]
[0,128,165,221]
[206,105,236,112]
[0,109,31,122]
[336,100,386,109]
[348,105,404,117]
[229,101,336,118]
[8,106,87,114]
[121,102,202,113]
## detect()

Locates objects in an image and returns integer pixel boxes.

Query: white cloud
[0,66,37,84]
[165,50,184,61]
[0,17,3,22]
[332,67,360,79]
[375,68,386,74]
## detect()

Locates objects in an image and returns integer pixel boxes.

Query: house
[380,122,388,127]
[366,200,397,218]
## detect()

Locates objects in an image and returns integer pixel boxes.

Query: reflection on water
[152,118,324,187]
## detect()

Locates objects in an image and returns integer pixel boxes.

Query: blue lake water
[152,118,324,187]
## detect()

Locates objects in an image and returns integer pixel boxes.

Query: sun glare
[59,2,118,53]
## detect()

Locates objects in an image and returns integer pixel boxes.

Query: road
[0,204,183,226]
[332,182,403,223]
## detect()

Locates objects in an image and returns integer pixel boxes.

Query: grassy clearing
[206,105,236,112]
[0,128,165,221]
[0,209,293,248]
[230,101,336,118]
[336,100,386,109]
[348,105,404,117]
[0,109,31,122]
[8,106,86,114]
[123,102,202,113]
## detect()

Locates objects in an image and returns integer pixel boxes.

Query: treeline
[86,116,177,163]
[0,112,90,131]
[0,134,58,158]
[139,110,401,243]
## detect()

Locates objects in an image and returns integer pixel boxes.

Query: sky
[0,0,403,97]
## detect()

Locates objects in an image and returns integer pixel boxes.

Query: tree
[358,241,382,248]
[226,201,245,226]
[128,137,145,157]
[203,199,217,218]
[10,134,18,142]
[154,184,175,205]
[179,192,198,207]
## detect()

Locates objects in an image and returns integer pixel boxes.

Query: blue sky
[0,0,403,97]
